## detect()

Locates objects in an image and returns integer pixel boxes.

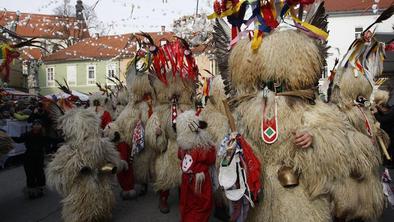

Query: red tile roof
[43,32,175,62]
[20,48,43,60]
[0,11,90,39]
[325,0,394,13]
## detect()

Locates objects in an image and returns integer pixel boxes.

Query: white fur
[176,110,213,150]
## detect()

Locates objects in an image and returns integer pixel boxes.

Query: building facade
[325,0,394,74]
[0,0,90,93]
[39,32,175,95]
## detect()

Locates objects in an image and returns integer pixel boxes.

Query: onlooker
[13,119,49,199]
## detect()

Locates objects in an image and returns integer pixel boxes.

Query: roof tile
[0,11,90,39]
[325,0,393,13]
[43,32,175,62]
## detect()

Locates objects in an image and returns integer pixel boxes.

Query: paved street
[0,164,393,222]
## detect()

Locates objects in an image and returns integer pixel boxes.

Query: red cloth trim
[101,111,112,129]
[237,135,262,201]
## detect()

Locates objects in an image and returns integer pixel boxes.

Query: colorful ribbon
[0,43,20,82]
[280,3,328,40]
[208,0,246,19]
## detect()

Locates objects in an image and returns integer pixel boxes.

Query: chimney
[94,33,99,38]
[161,25,166,33]
[75,0,84,21]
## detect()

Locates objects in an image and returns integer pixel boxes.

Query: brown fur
[153,139,182,191]
[46,109,121,222]
[229,29,323,94]
[373,89,390,106]
[236,92,373,222]
[329,59,386,221]
[225,28,384,221]
[149,71,195,192]
[201,76,230,146]
[111,60,159,185]
[332,67,373,106]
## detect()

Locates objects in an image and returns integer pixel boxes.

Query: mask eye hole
[198,121,208,129]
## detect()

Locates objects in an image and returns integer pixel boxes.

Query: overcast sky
[0,0,212,34]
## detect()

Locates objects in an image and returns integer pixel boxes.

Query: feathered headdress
[208,0,328,50]
[335,5,394,88]
[135,33,199,85]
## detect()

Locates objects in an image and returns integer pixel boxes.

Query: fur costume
[213,3,383,221]
[140,37,199,213]
[107,58,162,188]
[373,89,390,106]
[88,93,113,129]
[329,34,388,221]
[150,72,195,192]
[112,86,129,120]
[176,110,216,222]
[46,108,122,222]
[199,75,230,146]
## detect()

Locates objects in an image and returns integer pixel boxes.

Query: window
[106,63,118,85]
[67,65,77,86]
[46,66,55,87]
[355,27,363,39]
[87,64,96,85]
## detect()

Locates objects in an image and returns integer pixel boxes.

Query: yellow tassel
[251,30,263,50]
[288,6,329,40]
[208,0,246,19]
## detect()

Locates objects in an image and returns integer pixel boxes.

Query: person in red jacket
[176,110,216,222]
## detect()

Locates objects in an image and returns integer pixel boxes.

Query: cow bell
[277,166,299,188]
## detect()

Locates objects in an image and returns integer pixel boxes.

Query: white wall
[326,14,394,74]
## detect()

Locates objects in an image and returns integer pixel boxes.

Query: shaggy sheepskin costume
[150,72,195,190]
[199,75,230,146]
[329,35,388,221]
[46,108,122,222]
[213,13,380,222]
[107,58,163,191]
[88,93,113,129]
[373,89,390,107]
[147,70,195,212]
[176,110,216,222]
[112,86,129,120]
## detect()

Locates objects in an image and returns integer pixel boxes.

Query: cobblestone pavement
[0,165,393,222]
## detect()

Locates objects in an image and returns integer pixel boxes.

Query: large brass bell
[100,163,117,174]
[277,166,299,188]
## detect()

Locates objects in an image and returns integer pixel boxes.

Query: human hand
[293,131,313,149]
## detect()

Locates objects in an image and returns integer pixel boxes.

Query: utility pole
[196,0,199,16]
